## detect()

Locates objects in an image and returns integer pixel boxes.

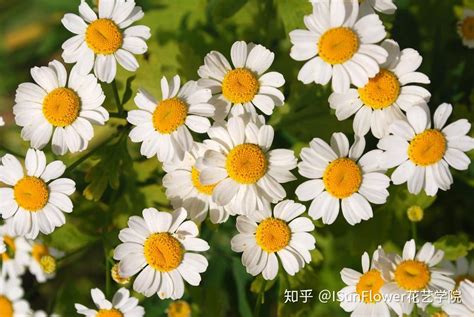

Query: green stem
[0,144,24,158]
[253,278,267,317]
[411,305,419,317]
[109,112,127,119]
[411,222,417,241]
[111,80,123,115]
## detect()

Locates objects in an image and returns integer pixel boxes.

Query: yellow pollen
[460,17,474,40]
[1,236,15,262]
[431,312,448,317]
[152,98,188,134]
[167,300,192,317]
[323,158,362,199]
[13,176,49,211]
[358,69,400,109]
[96,309,123,317]
[0,296,13,317]
[318,27,359,65]
[191,166,216,195]
[111,263,130,285]
[42,87,80,127]
[255,218,291,253]
[144,233,183,272]
[226,144,267,184]
[394,260,431,291]
[85,18,123,55]
[356,269,385,303]
[40,255,56,274]
[408,129,446,166]
[407,205,424,222]
[222,68,260,104]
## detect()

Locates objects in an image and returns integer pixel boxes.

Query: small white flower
[61,0,151,83]
[231,200,316,280]
[458,9,474,48]
[0,223,31,278]
[0,275,31,316]
[443,280,474,317]
[359,0,397,15]
[28,240,63,283]
[442,256,474,286]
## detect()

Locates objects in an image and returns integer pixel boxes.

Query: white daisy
[443,280,474,317]
[28,240,63,283]
[230,200,316,280]
[339,247,402,317]
[378,103,474,196]
[113,208,209,299]
[198,116,297,215]
[75,287,145,317]
[0,149,76,239]
[127,75,214,163]
[31,311,60,317]
[458,9,474,48]
[377,239,455,315]
[442,256,474,286]
[163,142,234,224]
[295,132,390,225]
[0,275,31,317]
[61,0,151,83]
[13,60,108,155]
[289,0,388,93]
[197,40,285,120]
[329,39,431,138]
[0,224,30,278]
[359,0,397,15]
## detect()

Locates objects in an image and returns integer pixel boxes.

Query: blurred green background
[0,0,473,316]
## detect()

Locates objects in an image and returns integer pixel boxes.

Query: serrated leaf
[434,234,474,260]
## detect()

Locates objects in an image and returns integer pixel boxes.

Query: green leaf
[273,0,312,34]
[434,234,474,260]
[48,223,97,252]
[232,258,253,317]
[207,0,249,21]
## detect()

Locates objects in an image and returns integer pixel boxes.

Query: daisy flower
[166,300,191,317]
[13,60,108,155]
[0,275,31,316]
[75,287,145,317]
[113,208,209,299]
[289,0,388,93]
[377,239,455,315]
[231,200,316,280]
[0,149,76,239]
[378,103,474,196]
[359,0,397,15]
[295,132,390,225]
[339,247,402,316]
[329,39,431,138]
[443,280,474,317]
[28,240,63,283]
[111,263,131,285]
[0,224,30,278]
[163,142,233,224]
[199,116,297,215]
[442,256,474,286]
[61,0,151,83]
[458,9,474,48]
[197,40,285,120]
[127,76,214,163]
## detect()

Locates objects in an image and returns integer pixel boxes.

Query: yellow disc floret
[167,300,192,317]
[152,98,188,134]
[255,218,291,253]
[358,69,400,109]
[191,166,216,195]
[32,243,49,262]
[43,87,80,127]
[323,158,362,199]
[407,205,424,222]
[1,236,16,262]
[96,309,124,317]
[144,232,183,272]
[356,269,385,303]
[318,27,359,65]
[13,176,49,211]
[460,17,474,40]
[394,260,431,291]
[111,263,130,285]
[408,129,446,166]
[0,296,13,317]
[222,68,260,104]
[85,18,123,55]
[226,144,267,184]
[40,255,56,274]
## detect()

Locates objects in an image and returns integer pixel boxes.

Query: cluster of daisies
[0,0,473,316]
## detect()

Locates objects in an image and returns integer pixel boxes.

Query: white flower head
[443,279,474,317]
[13,60,108,155]
[28,240,63,283]
[0,275,31,316]
[127,76,214,163]
[0,223,31,279]
[458,8,474,48]
[61,0,151,83]
[442,256,474,286]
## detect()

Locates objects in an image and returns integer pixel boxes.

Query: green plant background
[0,0,473,316]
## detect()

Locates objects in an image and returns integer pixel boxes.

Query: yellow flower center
[152,98,188,134]
[167,300,192,317]
[222,68,260,104]
[323,158,362,199]
[144,233,183,272]
[43,87,80,127]
[40,255,57,274]
[1,236,15,262]
[225,144,267,184]
[13,176,49,211]
[408,129,446,166]
[0,296,13,317]
[255,218,291,253]
[191,166,216,195]
[358,69,400,109]
[111,263,130,285]
[356,269,385,303]
[407,205,424,222]
[85,18,123,55]
[431,312,448,317]
[460,16,474,40]
[32,243,49,262]
[318,27,359,65]
[96,309,123,317]
[394,260,431,291]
